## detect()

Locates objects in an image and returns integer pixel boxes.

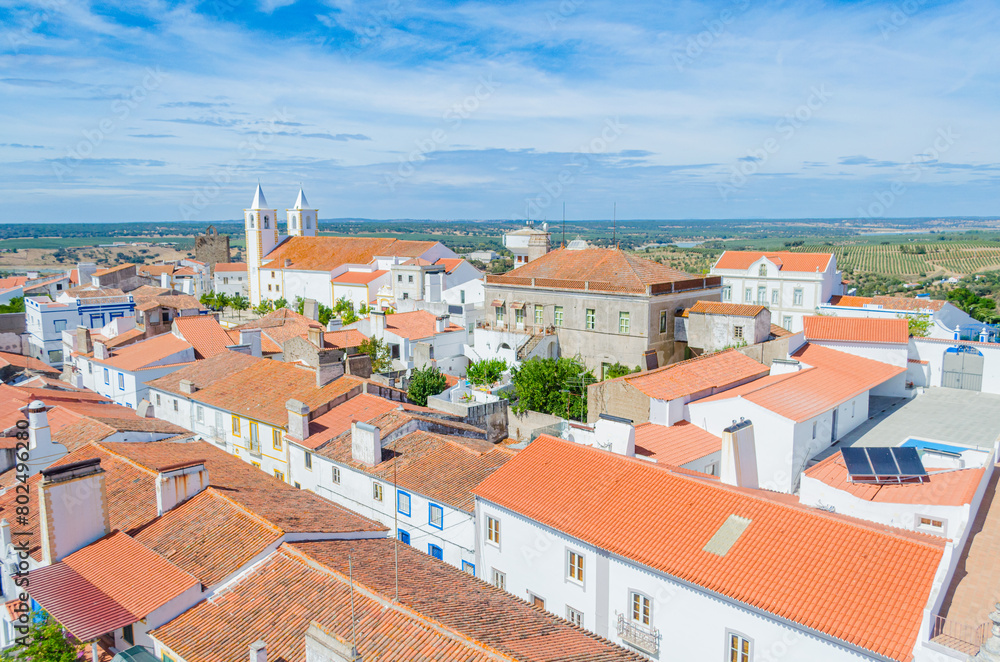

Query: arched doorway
[942,345,984,391]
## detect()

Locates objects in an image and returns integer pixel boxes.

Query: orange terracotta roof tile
[611,349,769,401]
[92,263,136,277]
[27,531,199,641]
[173,315,234,359]
[212,262,247,272]
[0,351,60,373]
[93,332,193,372]
[871,295,947,312]
[634,421,721,467]
[474,435,945,662]
[67,286,127,299]
[235,308,322,350]
[332,269,386,284]
[385,310,463,339]
[714,251,834,272]
[0,276,27,288]
[263,236,440,272]
[434,257,465,273]
[695,344,905,422]
[135,294,203,312]
[828,295,874,307]
[322,328,367,349]
[769,323,793,338]
[805,452,985,509]
[688,301,767,317]
[293,394,401,449]
[103,327,145,350]
[804,316,909,344]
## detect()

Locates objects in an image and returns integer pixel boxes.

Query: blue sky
[0,0,998,222]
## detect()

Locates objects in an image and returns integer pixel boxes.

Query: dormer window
[758,264,767,277]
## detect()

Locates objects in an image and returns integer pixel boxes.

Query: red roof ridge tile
[89,440,161,478]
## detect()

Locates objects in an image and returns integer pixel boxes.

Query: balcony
[617,614,659,656]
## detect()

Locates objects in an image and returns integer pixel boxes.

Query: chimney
[435,314,448,334]
[770,359,802,376]
[75,326,93,355]
[594,414,636,456]
[284,258,292,267]
[38,458,111,564]
[428,272,444,303]
[345,353,372,379]
[249,640,267,662]
[160,271,170,289]
[371,310,386,338]
[720,420,758,489]
[155,461,210,516]
[0,519,10,550]
[23,400,67,475]
[240,328,262,357]
[351,421,381,466]
[316,352,345,387]
[303,298,319,321]
[308,326,323,348]
[327,317,343,332]
[94,342,108,360]
[179,379,197,395]
[286,399,310,440]
[305,622,361,662]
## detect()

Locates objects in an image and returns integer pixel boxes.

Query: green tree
[213,292,231,312]
[199,291,216,309]
[294,296,306,315]
[230,293,248,319]
[602,362,639,380]
[510,357,595,420]
[318,303,334,326]
[0,297,25,314]
[466,358,507,386]
[1,614,80,661]
[273,296,289,310]
[407,364,447,406]
[906,314,931,338]
[357,337,392,373]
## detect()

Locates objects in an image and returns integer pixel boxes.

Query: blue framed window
[428,503,444,530]
[104,368,109,385]
[109,311,123,320]
[117,373,124,390]
[396,489,411,517]
[428,544,443,560]
[398,529,410,545]
[461,560,476,576]
[90,314,104,327]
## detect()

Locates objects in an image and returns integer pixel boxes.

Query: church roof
[293,188,310,210]
[263,236,442,273]
[250,184,268,210]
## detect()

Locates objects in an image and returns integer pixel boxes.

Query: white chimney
[303,298,319,321]
[308,326,323,348]
[594,414,636,457]
[179,379,197,395]
[160,272,170,289]
[155,461,210,516]
[93,342,108,360]
[770,359,802,376]
[371,311,386,339]
[434,315,448,334]
[720,420,758,489]
[249,640,267,662]
[38,458,111,564]
[23,401,68,475]
[351,421,381,466]
[240,328,262,357]
[428,272,444,303]
[286,399,310,440]
[327,317,343,332]
[0,519,10,550]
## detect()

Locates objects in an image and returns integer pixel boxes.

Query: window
[155,393,161,406]
[117,373,124,390]
[403,292,409,299]
[486,516,500,546]
[104,368,110,385]
[631,591,651,626]
[491,568,506,590]
[744,288,753,303]
[408,275,414,283]
[274,469,285,481]
[722,285,732,302]
[223,277,229,285]
[659,310,667,334]
[373,482,384,502]
[534,305,543,325]
[566,606,584,628]
[271,271,275,278]
[196,406,204,423]
[272,428,282,450]
[397,275,402,282]
[585,309,595,330]
[88,362,92,374]
[162,654,176,662]
[275,285,280,292]
[496,305,504,322]
[53,319,67,332]
[618,312,630,334]
[122,624,134,645]
[428,544,444,560]
[173,399,178,412]
[462,560,476,576]
[733,326,744,340]
[304,451,313,470]
[249,422,259,452]
[332,466,341,484]
[757,286,766,304]
[554,306,563,326]
[460,290,466,304]
[783,316,792,330]
[567,550,584,583]
[268,284,272,292]
[294,481,301,489]
[251,461,260,469]
[918,516,944,532]
[811,421,817,439]
[398,529,410,544]
[515,307,525,325]
[771,289,779,304]
[232,415,241,436]
[793,288,804,306]
[429,503,444,529]
[728,631,753,662]
[397,490,411,516]
[530,594,545,610]
[758,264,767,277]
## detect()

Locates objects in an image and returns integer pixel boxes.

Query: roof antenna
[349,554,358,651]
[613,202,617,248]
[562,203,566,248]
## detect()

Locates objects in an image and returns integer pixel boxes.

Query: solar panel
[891,447,927,478]
[867,447,899,476]
[841,447,874,477]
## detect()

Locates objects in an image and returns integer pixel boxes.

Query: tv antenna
[612,202,617,247]
[562,202,566,248]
